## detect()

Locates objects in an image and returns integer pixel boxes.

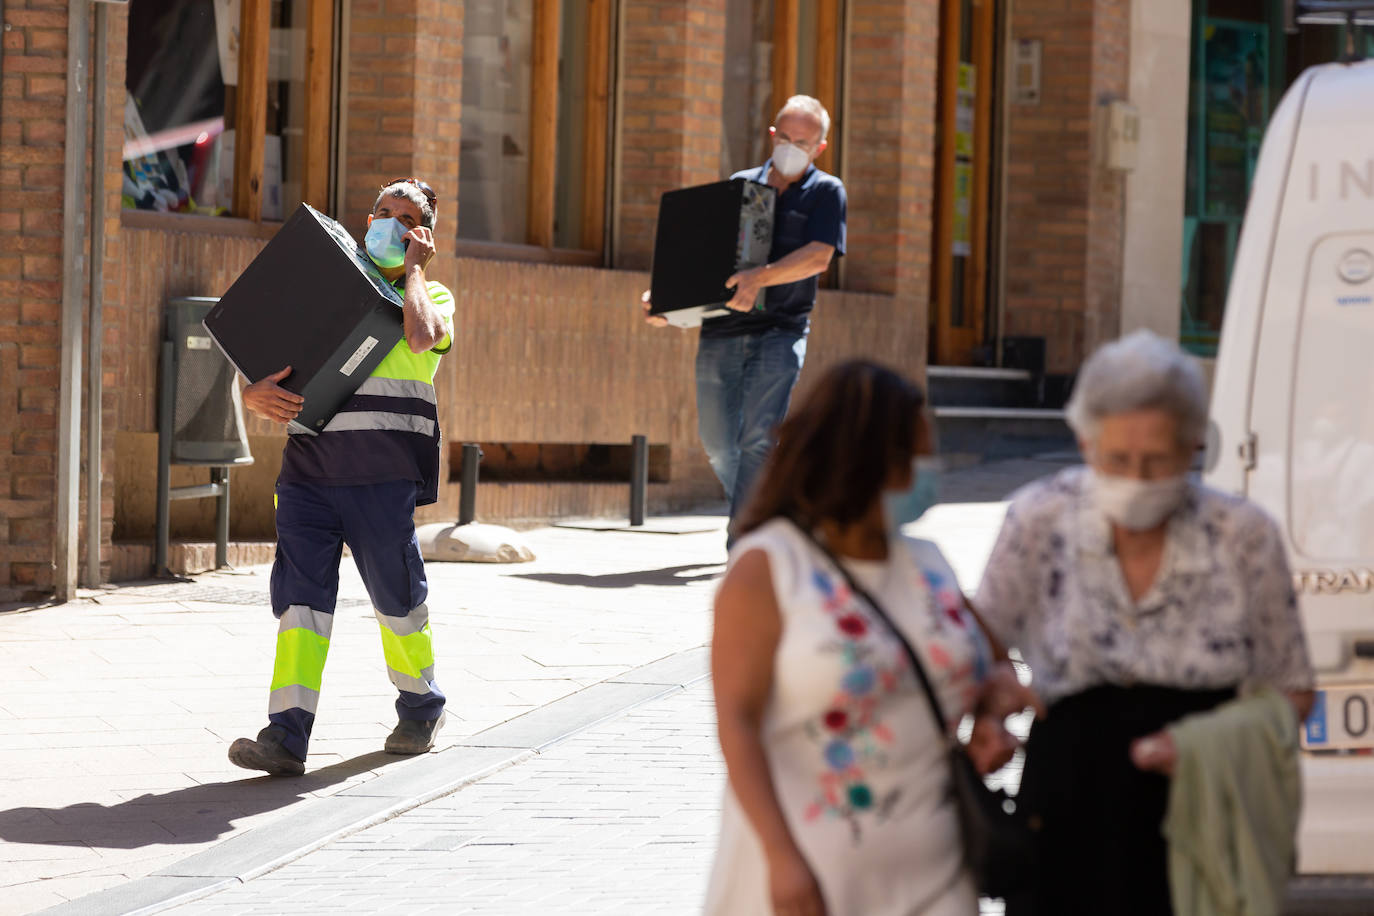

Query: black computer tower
[649,178,776,327]
[203,204,405,435]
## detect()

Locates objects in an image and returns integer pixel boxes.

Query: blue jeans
[695,328,807,521]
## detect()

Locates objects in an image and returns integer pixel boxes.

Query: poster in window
[214,0,306,86]
[1200,19,1268,220]
[952,160,972,258]
[955,63,976,160]
[214,0,239,86]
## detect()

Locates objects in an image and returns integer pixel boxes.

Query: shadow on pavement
[0,751,405,850]
[510,564,725,589]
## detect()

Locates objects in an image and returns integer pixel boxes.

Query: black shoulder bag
[797,522,1034,899]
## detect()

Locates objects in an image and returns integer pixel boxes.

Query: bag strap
[792,519,954,740]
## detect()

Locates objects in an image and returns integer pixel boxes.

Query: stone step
[932,406,1076,462]
[926,365,1037,409]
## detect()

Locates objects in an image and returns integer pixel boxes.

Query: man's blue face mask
[365,217,408,269]
[884,457,942,531]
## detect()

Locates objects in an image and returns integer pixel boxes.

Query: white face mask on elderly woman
[1090,470,1188,531]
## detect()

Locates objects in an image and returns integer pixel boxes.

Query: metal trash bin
[155,296,254,576]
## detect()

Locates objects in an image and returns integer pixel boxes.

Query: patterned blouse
[975,467,1315,707]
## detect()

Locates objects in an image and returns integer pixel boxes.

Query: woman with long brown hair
[703,360,1031,916]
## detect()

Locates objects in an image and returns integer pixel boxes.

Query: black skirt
[1003,682,1237,916]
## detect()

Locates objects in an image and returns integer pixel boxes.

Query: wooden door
[932,0,998,365]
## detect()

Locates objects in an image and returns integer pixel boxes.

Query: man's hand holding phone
[403,226,436,273]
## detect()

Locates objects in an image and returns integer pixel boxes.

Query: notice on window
[953,160,973,258]
[214,0,305,86]
[955,63,976,161]
[214,0,240,87]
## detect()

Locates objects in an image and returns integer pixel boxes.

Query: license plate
[1304,685,1374,750]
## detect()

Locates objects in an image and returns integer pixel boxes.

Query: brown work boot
[228,725,306,776]
[384,713,446,755]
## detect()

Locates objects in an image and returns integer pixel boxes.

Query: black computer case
[203,203,405,435]
[649,178,776,327]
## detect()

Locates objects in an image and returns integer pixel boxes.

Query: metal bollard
[154,339,175,576]
[458,443,482,525]
[630,434,648,527]
[213,466,231,569]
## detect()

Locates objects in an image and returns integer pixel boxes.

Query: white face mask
[771,141,811,178]
[1090,470,1188,531]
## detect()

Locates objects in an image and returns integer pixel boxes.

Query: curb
[1285,875,1374,915]
[40,646,711,916]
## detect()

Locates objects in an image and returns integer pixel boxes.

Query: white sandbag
[416,522,535,564]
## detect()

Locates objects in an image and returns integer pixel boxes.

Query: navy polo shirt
[699,160,847,339]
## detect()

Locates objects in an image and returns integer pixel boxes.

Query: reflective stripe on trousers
[268,604,334,717]
[375,603,438,696]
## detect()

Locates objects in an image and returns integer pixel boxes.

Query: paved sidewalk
[162,678,725,916]
[154,680,1009,916]
[0,522,728,914]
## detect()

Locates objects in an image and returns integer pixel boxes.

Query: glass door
[931,0,998,365]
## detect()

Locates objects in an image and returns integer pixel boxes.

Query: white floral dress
[704,519,993,916]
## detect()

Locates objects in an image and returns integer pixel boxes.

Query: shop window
[123,0,336,223]
[721,0,845,178]
[458,0,614,254]
[1178,0,1357,356]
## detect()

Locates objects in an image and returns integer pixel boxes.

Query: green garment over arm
[1164,687,1301,916]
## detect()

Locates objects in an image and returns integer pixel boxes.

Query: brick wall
[0,0,125,599]
[844,0,941,313]
[1084,0,1129,355]
[0,0,128,599]
[1004,0,1130,375]
[0,1,61,597]
[615,0,728,270]
[343,0,465,240]
[105,244,921,555]
[1004,0,1092,375]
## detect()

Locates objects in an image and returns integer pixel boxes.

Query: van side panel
[1238,61,1374,677]
[1290,234,1374,564]
[1206,68,1316,496]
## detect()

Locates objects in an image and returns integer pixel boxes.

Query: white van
[1205,57,1374,874]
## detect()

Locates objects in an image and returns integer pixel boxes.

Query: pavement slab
[2,520,727,913]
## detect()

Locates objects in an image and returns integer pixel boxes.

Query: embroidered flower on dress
[837,614,868,637]
[803,568,908,843]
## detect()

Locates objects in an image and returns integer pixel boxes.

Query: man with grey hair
[644,94,846,542]
[228,178,457,775]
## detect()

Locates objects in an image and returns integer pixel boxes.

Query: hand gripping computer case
[203,203,405,435]
[648,177,776,328]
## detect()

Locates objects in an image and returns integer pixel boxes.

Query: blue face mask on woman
[884,457,942,531]
[364,217,408,269]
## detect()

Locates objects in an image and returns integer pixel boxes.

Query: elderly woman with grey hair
[973,330,1314,915]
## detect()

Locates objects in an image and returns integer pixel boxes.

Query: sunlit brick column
[343,0,465,235]
[614,0,727,271]
[831,0,941,376]
[1004,0,1130,374]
